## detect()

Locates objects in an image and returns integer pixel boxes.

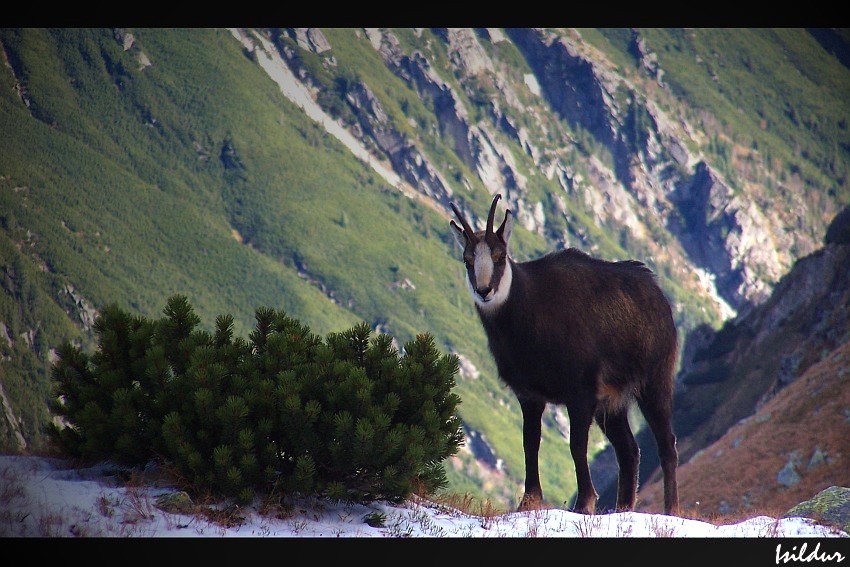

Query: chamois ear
[450,220,468,250]
[497,209,513,247]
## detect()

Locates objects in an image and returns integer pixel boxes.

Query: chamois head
[450,194,514,312]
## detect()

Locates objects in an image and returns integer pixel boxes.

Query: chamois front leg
[517,397,545,511]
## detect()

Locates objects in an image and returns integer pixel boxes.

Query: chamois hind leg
[594,407,639,511]
[637,389,679,516]
[517,397,546,511]
[567,399,598,514]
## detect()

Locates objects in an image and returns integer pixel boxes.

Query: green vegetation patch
[50,295,464,504]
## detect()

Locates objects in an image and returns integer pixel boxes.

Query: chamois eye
[492,252,505,263]
[463,256,473,267]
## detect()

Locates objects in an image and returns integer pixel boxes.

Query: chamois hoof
[572,495,598,515]
[517,493,544,512]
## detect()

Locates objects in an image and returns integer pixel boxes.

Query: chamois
[450,194,679,515]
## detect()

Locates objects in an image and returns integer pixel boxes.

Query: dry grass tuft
[424,490,507,519]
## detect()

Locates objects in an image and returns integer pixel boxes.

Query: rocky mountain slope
[640,338,850,519]
[633,208,850,516]
[1,28,848,510]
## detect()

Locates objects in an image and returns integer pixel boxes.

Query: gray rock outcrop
[784,486,850,535]
[288,28,331,54]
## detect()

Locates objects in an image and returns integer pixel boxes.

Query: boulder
[155,491,195,515]
[784,486,850,534]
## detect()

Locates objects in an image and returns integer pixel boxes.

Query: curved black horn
[486,194,502,235]
[450,201,476,237]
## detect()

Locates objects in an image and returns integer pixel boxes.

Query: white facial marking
[473,241,493,292]
[468,241,512,313]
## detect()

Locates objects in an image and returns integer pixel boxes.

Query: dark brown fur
[452,197,679,515]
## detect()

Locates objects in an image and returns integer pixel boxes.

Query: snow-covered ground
[1,455,847,539]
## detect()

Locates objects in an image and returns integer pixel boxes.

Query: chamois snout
[476,285,492,300]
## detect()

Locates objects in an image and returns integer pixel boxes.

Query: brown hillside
[637,340,850,519]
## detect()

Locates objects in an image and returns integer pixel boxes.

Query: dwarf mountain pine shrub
[50,295,464,504]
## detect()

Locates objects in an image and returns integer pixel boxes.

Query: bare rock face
[507,29,619,152]
[669,162,791,310]
[344,80,404,157]
[391,142,455,203]
[61,283,98,332]
[344,79,454,204]
[436,28,495,76]
[112,28,151,71]
[113,29,134,51]
[360,31,532,222]
[399,50,476,167]
[628,29,664,85]
[289,28,331,54]
[506,27,795,312]
[776,451,803,487]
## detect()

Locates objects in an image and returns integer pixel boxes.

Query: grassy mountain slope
[0,28,576,507]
